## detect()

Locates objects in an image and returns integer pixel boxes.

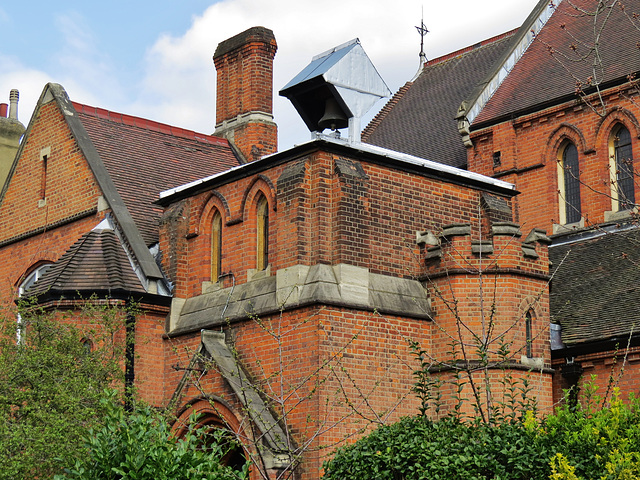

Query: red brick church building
[0,0,637,478]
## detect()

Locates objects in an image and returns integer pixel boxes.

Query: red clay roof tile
[363,31,517,168]
[475,0,640,125]
[72,102,240,245]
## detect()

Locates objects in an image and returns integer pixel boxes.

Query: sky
[0,0,541,151]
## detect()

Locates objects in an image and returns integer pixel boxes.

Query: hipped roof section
[3,83,240,284]
[26,227,147,300]
[362,30,517,168]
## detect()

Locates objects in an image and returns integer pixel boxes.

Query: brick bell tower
[213,26,278,163]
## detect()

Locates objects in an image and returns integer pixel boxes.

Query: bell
[317,98,349,131]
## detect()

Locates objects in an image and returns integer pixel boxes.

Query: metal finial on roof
[413,8,428,81]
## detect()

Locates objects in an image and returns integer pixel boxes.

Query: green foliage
[545,387,640,479]
[0,300,125,479]
[324,384,640,480]
[409,340,443,417]
[323,416,550,480]
[55,391,248,480]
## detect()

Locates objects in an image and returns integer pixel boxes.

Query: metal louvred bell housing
[280,38,391,136]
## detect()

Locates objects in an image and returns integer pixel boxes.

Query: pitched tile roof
[474,0,640,126]
[73,103,241,246]
[362,31,517,168]
[550,226,640,346]
[26,228,146,299]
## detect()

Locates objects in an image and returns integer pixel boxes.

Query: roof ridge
[425,28,519,67]
[71,102,229,147]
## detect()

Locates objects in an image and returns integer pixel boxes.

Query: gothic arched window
[211,211,222,282]
[611,125,635,211]
[558,142,581,224]
[256,195,269,271]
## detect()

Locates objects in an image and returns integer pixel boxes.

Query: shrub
[55,391,248,480]
[324,387,640,480]
[0,302,124,478]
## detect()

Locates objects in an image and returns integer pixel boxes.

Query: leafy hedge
[0,302,124,479]
[324,391,640,480]
[55,391,248,480]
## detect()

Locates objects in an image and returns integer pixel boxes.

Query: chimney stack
[8,89,19,120]
[213,27,277,162]
[0,89,25,188]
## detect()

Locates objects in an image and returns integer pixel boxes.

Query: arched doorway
[173,398,248,474]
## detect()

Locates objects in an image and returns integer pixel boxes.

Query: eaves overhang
[469,73,640,132]
[551,332,640,360]
[29,288,173,309]
[157,136,517,206]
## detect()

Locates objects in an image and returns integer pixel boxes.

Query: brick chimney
[213,27,277,162]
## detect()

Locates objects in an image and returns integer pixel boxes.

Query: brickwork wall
[26,300,168,408]
[134,307,170,406]
[161,148,512,298]
[163,305,432,480]
[0,100,106,306]
[469,86,640,231]
[0,102,101,242]
[552,349,640,407]
[424,226,553,416]
[229,121,278,162]
[161,144,554,478]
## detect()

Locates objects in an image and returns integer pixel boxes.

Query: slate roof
[474,0,640,127]
[73,103,240,246]
[27,228,146,299]
[362,31,517,168]
[550,226,640,346]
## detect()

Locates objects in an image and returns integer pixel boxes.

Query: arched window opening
[256,195,269,271]
[612,125,635,211]
[17,263,53,343]
[81,338,93,353]
[558,142,582,224]
[200,422,247,472]
[525,310,534,358]
[211,211,222,282]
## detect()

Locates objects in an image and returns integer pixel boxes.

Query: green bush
[324,388,640,480]
[55,391,248,480]
[324,416,551,480]
[0,302,124,479]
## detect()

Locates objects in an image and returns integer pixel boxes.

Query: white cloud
[0,10,126,127]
